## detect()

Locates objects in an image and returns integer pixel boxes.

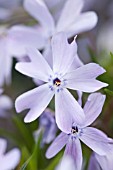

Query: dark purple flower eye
[71,126,78,134]
[53,78,61,86]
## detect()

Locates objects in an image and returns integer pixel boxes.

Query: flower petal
[65,12,98,38]
[15,83,54,122]
[56,0,84,33]
[55,88,85,133]
[24,0,55,34]
[88,153,100,170]
[95,149,113,170]
[0,148,20,170]
[45,0,65,23]
[8,25,46,57]
[65,63,106,79]
[52,32,77,75]
[64,138,82,170]
[64,63,108,92]
[43,43,53,67]
[66,79,108,93]
[56,155,76,170]
[77,91,83,106]
[46,132,68,159]
[80,127,110,155]
[15,48,53,82]
[68,54,83,72]
[0,95,12,110]
[82,93,106,127]
[5,55,13,86]
[0,39,12,86]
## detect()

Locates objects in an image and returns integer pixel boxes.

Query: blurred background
[0,0,113,169]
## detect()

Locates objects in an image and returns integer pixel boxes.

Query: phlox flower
[0,25,45,87]
[34,109,57,146]
[15,32,107,132]
[24,0,98,38]
[0,138,21,170]
[15,0,98,64]
[46,93,110,170]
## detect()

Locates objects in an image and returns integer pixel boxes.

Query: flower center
[71,126,78,134]
[53,78,61,87]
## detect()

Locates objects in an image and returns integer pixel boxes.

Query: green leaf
[110,52,113,59]
[13,116,35,153]
[104,89,113,96]
[20,156,32,170]
[20,132,43,170]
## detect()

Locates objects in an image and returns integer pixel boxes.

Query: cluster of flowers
[0,0,113,169]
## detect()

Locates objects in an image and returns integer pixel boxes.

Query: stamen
[53,78,61,86]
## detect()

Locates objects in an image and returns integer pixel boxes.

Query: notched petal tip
[24,109,40,123]
[45,150,52,159]
[15,98,21,113]
[15,62,27,74]
[102,82,108,88]
[90,11,98,26]
[15,63,20,72]
[24,115,33,123]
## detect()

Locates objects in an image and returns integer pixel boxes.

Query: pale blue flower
[13,0,98,65]
[24,0,98,38]
[15,33,107,132]
[46,93,110,170]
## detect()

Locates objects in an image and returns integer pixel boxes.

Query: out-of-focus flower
[0,91,12,117]
[0,25,13,86]
[0,138,21,170]
[0,0,22,20]
[12,0,98,65]
[56,156,76,170]
[15,33,107,132]
[44,0,65,23]
[77,37,92,64]
[24,0,97,38]
[46,93,110,170]
[34,109,57,146]
[88,139,113,170]
[0,88,12,117]
[0,24,46,87]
